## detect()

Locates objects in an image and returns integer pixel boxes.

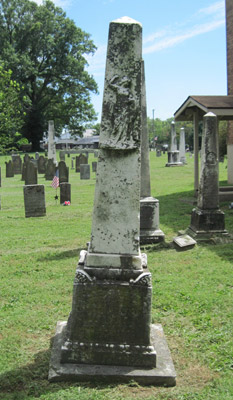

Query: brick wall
[226,0,233,143]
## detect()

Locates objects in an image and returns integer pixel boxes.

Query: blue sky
[34,0,226,121]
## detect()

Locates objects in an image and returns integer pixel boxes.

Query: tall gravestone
[25,161,38,185]
[58,161,69,184]
[92,161,97,172]
[48,120,57,163]
[179,127,186,164]
[49,16,176,386]
[140,60,164,244]
[23,185,46,218]
[5,161,14,178]
[166,122,182,167]
[12,154,22,174]
[45,159,56,180]
[75,154,88,172]
[60,183,71,204]
[38,155,47,174]
[186,113,228,240]
[80,164,90,179]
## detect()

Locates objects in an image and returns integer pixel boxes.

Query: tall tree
[0,0,98,150]
[0,65,29,152]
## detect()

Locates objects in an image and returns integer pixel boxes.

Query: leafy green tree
[0,0,98,150]
[0,65,29,152]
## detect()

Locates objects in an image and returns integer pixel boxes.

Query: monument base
[48,322,176,386]
[140,197,165,244]
[166,151,183,167]
[186,208,229,241]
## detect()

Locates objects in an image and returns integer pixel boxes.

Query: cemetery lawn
[0,152,233,400]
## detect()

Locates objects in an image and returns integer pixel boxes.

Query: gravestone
[75,154,88,172]
[25,161,38,185]
[5,161,14,178]
[140,61,164,244]
[49,16,176,386]
[23,184,46,217]
[48,120,57,162]
[45,159,56,180]
[21,162,27,181]
[58,161,69,184]
[80,164,90,179]
[12,154,22,174]
[23,154,30,163]
[94,150,98,158]
[38,155,47,174]
[92,161,97,172]
[35,152,40,161]
[60,183,71,204]
[166,122,182,167]
[186,113,228,240]
[156,149,161,157]
[59,151,65,161]
[179,127,187,164]
[71,157,75,170]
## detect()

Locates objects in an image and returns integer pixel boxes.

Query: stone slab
[173,234,196,249]
[48,321,176,386]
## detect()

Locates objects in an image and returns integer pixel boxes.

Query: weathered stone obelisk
[48,120,57,163]
[179,127,187,164]
[140,60,165,244]
[187,112,228,240]
[49,17,176,385]
[166,121,182,166]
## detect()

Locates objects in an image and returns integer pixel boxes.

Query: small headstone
[25,161,38,185]
[80,164,90,179]
[38,155,47,174]
[45,159,56,180]
[12,154,22,174]
[60,182,71,204]
[35,152,40,161]
[58,161,69,184]
[5,160,14,178]
[76,154,88,172]
[23,154,30,163]
[92,161,97,172]
[156,149,161,157]
[23,184,46,218]
[71,157,75,170]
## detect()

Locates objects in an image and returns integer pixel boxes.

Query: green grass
[0,151,233,400]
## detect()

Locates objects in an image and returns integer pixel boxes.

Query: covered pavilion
[174,95,233,195]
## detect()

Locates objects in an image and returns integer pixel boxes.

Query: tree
[0,0,98,150]
[0,65,29,152]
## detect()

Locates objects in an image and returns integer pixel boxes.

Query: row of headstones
[24,182,71,218]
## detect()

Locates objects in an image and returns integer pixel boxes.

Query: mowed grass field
[0,151,232,400]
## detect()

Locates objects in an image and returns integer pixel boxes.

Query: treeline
[147,117,227,156]
[0,0,98,152]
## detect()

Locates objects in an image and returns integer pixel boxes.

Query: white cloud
[143,19,225,54]
[143,1,225,54]
[198,1,224,16]
[85,45,107,77]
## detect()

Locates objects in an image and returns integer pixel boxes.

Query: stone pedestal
[140,197,165,244]
[140,61,164,244]
[186,112,228,241]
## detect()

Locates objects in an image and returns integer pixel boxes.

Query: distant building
[76,135,99,149]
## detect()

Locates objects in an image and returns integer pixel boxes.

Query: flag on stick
[51,169,59,188]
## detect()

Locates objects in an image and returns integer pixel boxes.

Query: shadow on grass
[37,248,84,262]
[0,340,115,400]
